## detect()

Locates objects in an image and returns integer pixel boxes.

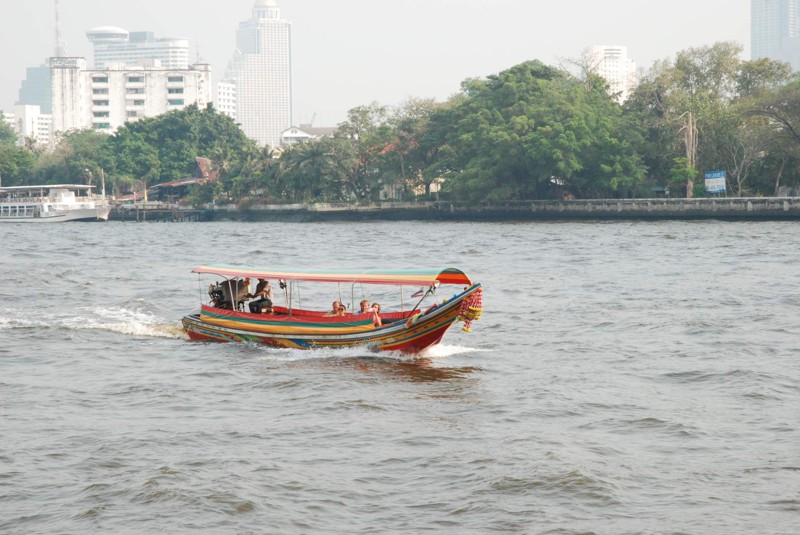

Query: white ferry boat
[0,184,111,223]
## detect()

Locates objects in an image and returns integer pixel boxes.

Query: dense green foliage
[4,104,256,197]
[624,42,796,197]
[4,42,800,201]
[431,61,645,200]
[0,119,35,185]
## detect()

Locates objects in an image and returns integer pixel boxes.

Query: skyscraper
[752,0,800,70]
[221,0,292,148]
[590,46,637,103]
[16,65,52,114]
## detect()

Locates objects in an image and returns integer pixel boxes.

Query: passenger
[371,302,382,327]
[248,278,274,314]
[324,300,343,317]
[359,299,381,326]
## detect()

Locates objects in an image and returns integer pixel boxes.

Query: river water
[1,220,798,534]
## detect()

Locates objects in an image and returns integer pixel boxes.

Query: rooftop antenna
[54,0,67,57]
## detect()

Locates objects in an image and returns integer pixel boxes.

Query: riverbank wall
[112,197,800,222]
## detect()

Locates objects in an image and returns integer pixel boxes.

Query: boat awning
[192,264,473,286]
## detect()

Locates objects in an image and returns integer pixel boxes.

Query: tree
[334,102,394,200]
[0,118,35,186]
[277,136,358,202]
[429,60,645,200]
[753,78,800,147]
[382,97,444,198]
[736,58,792,97]
[0,118,17,146]
[113,104,256,184]
[28,129,113,187]
[0,145,35,186]
[624,59,683,186]
[625,42,795,197]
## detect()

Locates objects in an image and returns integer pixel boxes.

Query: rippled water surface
[1,220,799,534]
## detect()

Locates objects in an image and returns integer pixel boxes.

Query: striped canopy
[192,264,473,286]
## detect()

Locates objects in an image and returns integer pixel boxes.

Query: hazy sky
[1,0,751,126]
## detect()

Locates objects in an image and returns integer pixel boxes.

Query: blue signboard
[704,170,726,194]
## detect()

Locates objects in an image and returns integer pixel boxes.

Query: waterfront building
[590,45,637,103]
[50,57,211,134]
[16,65,52,114]
[752,0,800,70]
[86,27,190,69]
[221,0,292,148]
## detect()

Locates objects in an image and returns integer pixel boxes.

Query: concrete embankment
[112,197,800,222]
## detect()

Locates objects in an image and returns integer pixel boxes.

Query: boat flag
[411,287,425,297]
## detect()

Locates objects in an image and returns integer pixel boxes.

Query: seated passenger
[371,302,382,327]
[324,300,343,317]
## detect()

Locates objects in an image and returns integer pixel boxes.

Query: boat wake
[419,343,490,359]
[250,345,482,382]
[250,342,487,363]
[82,306,187,339]
[0,305,186,339]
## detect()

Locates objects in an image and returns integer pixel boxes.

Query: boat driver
[248,278,274,314]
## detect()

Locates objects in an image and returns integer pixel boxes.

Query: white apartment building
[216,80,237,119]
[7,105,53,146]
[50,57,211,134]
[221,0,292,148]
[2,111,15,134]
[86,27,190,70]
[590,45,637,103]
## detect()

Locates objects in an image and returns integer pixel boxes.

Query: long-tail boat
[182,265,483,353]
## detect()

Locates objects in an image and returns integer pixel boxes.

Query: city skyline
[1,0,751,127]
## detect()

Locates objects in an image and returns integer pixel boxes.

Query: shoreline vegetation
[4,42,800,207]
[112,197,800,222]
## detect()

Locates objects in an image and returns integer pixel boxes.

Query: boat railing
[1,194,104,204]
[1,196,40,204]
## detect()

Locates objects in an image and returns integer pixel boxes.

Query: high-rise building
[50,57,211,134]
[752,0,800,70]
[220,0,292,148]
[590,46,637,103]
[86,27,190,69]
[16,65,52,114]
